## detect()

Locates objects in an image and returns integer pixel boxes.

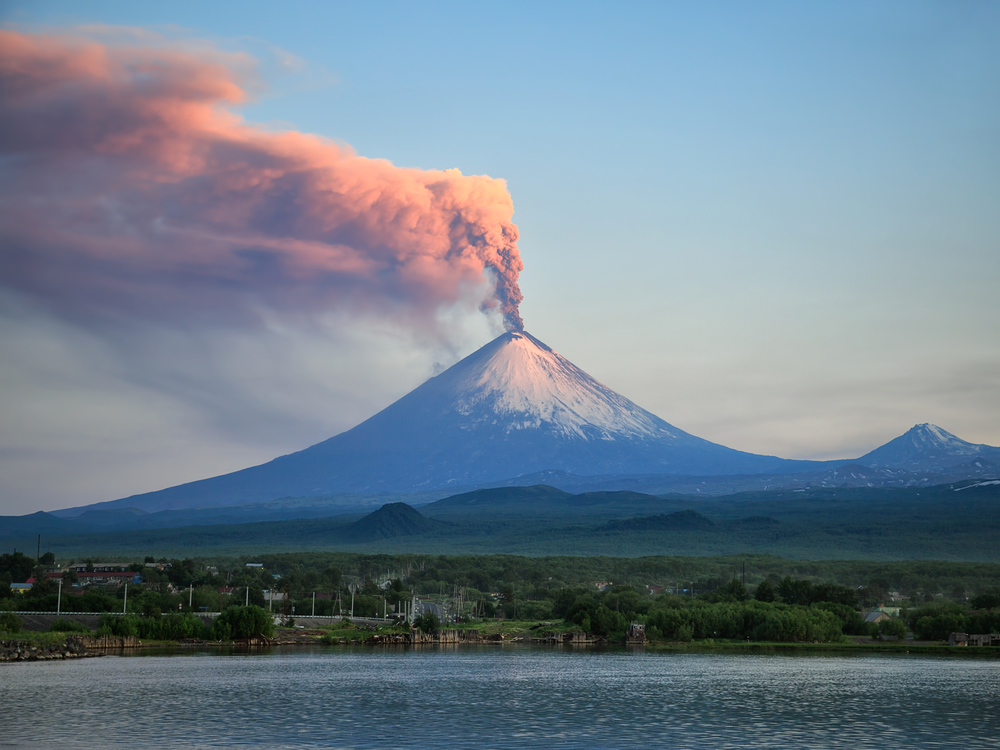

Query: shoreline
[6,633,996,661]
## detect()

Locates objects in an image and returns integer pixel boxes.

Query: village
[3,550,999,650]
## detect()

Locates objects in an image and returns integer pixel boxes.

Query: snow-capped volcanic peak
[448,331,676,441]
[859,422,1000,471]
[907,423,977,453]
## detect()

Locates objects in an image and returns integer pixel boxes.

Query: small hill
[424,485,572,514]
[344,503,440,541]
[0,511,74,538]
[602,510,715,532]
[74,508,148,529]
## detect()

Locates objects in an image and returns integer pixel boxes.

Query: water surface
[1,646,997,748]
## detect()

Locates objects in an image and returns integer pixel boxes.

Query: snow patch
[954,480,1000,491]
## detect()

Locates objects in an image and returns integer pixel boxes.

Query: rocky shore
[0,634,143,662]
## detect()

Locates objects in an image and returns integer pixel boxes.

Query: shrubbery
[212,605,274,641]
[645,601,843,643]
[97,612,212,640]
[49,618,89,633]
[555,585,850,642]
[413,612,440,633]
[0,611,22,633]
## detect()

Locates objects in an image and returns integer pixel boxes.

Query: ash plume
[0,29,525,333]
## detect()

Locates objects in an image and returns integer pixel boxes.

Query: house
[217,587,235,595]
[9,582,32,593]
[863,611,891,625]
[74,571,141,587]
[594,581,612,592]
[950,632,1000,647]
[647,584,665,596]
[69,562,129,574]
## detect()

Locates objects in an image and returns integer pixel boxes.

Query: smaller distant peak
[907,423,971,449]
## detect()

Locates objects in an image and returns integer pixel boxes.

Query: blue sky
[1,1,998,513]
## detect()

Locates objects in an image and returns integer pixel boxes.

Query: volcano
[857,423,1000,472]
[82,331,829,513]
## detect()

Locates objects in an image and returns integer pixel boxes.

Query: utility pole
[350,588,354,618]
[189,583,193,610]
[57,578,62,615]
[36,534,40,563]
[312,591,316,617]
[245,587,249,607]
[123,583,128,614]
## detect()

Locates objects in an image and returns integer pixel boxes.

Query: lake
[1,646,998,748]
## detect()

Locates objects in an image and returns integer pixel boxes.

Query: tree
[413,612,439,633]
[324,566,342,592]
[715,578,749,602]
[230,586,265,608]
[878,618,907,640]
[777,577,813,605]
[754,580,776,603]
[0,552,34,582]
[971,588,1000,611]
[39,552,55,565]
[213,605,274,640]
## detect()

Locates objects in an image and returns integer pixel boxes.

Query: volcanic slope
[80,331,827,513]
[857,423,1000,473]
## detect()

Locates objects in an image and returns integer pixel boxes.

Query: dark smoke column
[483,223,524,332]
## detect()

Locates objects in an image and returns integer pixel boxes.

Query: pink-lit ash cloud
[0,29,525,332]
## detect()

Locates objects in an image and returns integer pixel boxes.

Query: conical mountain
[858,423,1000,472]
[82,331,825,512]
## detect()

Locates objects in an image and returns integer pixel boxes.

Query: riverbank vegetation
[93,606,274,641]
[4,551,999,646]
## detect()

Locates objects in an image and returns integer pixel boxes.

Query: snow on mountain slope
[859,423,1000,472]
[450,332,675,440]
